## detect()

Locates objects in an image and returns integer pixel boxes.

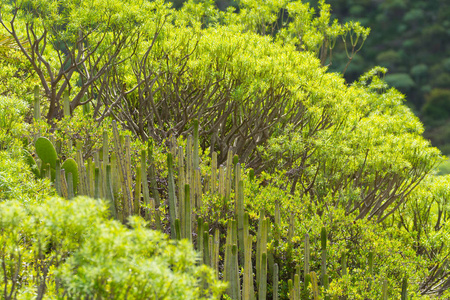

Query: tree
[0,0,168,121]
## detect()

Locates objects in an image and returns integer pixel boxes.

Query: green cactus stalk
[61,158,78,195]
[324,274,330,300]
[401,278,407,300]
[60,169,68,199]
[273,263,279,300]
[381,279,388,300]
[293,274,300,300]
[82,95,90,115]
[94,167,100,199]
[33,85,40,122]
[102,131,109,200]
[175,219,181,240]
[195,168,202,208]
[105,164,117,219]
[288,279,293,300]
[167,153,178,239]
[310,272,320,300]
[197,217,204,254]
[214,228,220,278]
[184,184,192,242]
[178,150,185,235]
[112,121,133,219]
[87,159,94,197]
[368,251,374,290]
[125,136,132,199]
[63,90,70,118]
[67,172,74,199]
[186,135,193,188]
[55,159,61,196]
[303,233,311,296]
[211,151,217,195]
[237,180,245,263]
[219,165,225,198]
[321,226,327,285]
[203,231,210,266]
[225,149,233,201]
[227,244,239,300]
[148,140,161,208]
[134,163,142,215]
[224,220,232,282]
[140,150,151,220]
[193,120,199,170]
[243,232,254,300]
[341,252,347,277]
[256,212,267,289]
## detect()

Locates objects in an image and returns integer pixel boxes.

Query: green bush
[0,96,28,150]
[0,197,226,299]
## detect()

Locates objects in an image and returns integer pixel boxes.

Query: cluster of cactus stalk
[29,92,410,299]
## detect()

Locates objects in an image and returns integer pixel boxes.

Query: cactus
[175,219,181,240]
[134,163,142,215]
[303,233,311,297]
[203,230,210,266]
[321,226,327,285]
[94,167,100,199]
[195,168,202,208]
[140,150,152,219]
[82,95,90,115]
[401,278,407,300]
[259,253,267,300]
[35,137,57,170]
[211,151,217,195]
[105,164,117,219]
[237,179,245,262]
[197,217,204,255]
[23,150,40,178]
[288,279,293,300]
[167,153,178,239]
[147,140,161,208]
[293,273,300,300]
[33,85,40,121]
[184,184,192,242]
[310,271,320,300]
[60,169,68,198]
[111,121,133,218]
[55,159,61,196]
[341,252,347,277]
[273,263,279,300]
[381,279,388,300]
[193,120,199,170]
[178,146,185,222]
[213,228,220,278]
[61,158,79,194]
[63,90,70,117]
[243,232,254,300]
[67,172,74,199]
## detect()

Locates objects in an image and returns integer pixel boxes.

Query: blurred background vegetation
[170,0,450,157]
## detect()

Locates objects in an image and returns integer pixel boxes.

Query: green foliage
[0,96,28,150]
[0,196,225,298]
[437,158,450,175]
[0,150,53,203]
